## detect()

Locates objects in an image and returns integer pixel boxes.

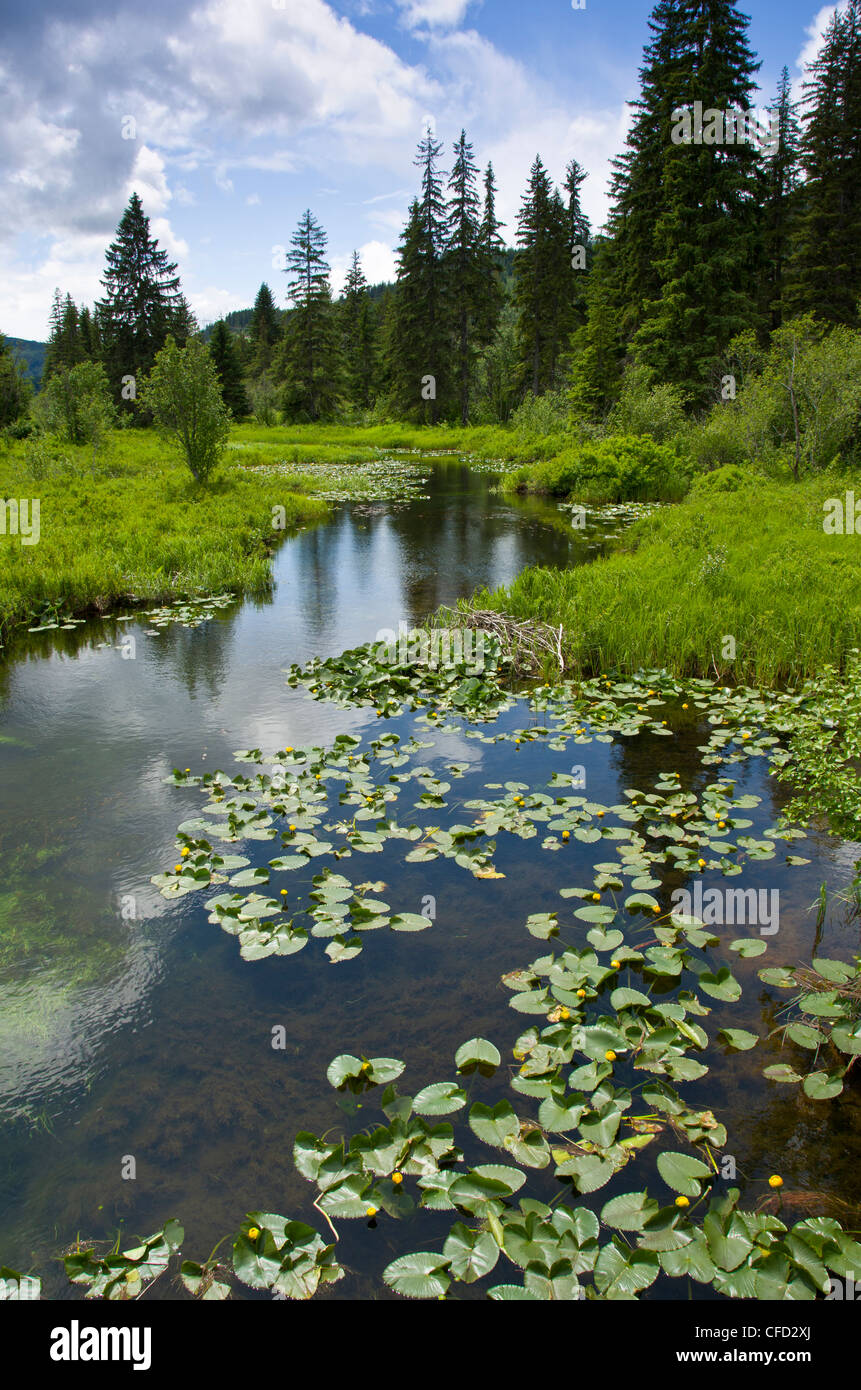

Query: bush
[607,365,689,443]
[34,360,115,451]
[509,389,571,440]
[507,434,690,503]
[141,337,231,484]
[689,464,750,495]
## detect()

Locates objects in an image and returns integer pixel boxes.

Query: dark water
[0,460,859,1298]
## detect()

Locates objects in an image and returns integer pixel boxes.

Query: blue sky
[0,0,846,339]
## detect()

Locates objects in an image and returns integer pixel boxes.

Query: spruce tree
[209,319,251,418]
[606,0,691,345]
[564,159,591,326]
[789,0,861,325]
[249,282,282,373]
[279,210,341,421]
[78,305,99,359]
[476,162,506,348]
[389,129,450,422]
[514,157,572,396]
[757,66,801,332]
[445,129,483,424]
[43,291,85,381]
[631,0,763,401]
[341,252,376,412]
[97,192,189,406]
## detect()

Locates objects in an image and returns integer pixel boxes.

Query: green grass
[0,429,328,642]
[229,419,566,462]
[473,478,861,685]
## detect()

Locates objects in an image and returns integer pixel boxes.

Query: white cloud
[797,3,845,70]
[190,284,253,329]
[396,0,478,30]
[331,238,398,292]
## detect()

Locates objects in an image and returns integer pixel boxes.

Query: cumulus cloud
[331,239,399,292]
[797,2,846,70]
[396,0,478,29]
[1,0,628,335]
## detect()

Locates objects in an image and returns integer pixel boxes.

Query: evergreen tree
[631,0,763,401]
[78,305,99,359]
[476,162,506,348]
[788,0,861,326]
[445,129,483,424]
[279,210,341,421]
[97,192,190,407]
[43,291,85,381]
[341,252,376,412]
[209,320,251,418]
[388,129,450,422]
[249,282,282,372]
[514,157,572,396]
[569,237,626,420]
[606,0,691,345]
[757,66,801,332]
[564,158,591,325]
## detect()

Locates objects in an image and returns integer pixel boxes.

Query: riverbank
[0,432,331,643]
[475,477,861,686]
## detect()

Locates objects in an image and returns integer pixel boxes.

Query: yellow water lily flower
[248,1227,260,1240]
[675,1196,690,1209]
[605,1050,617,1062]
[768,1174,783,1189]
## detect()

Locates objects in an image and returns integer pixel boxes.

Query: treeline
[4,0,861,434]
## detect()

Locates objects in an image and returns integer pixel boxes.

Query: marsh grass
[0,428,328,642]
[473,480,861,685]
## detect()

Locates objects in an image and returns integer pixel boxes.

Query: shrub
[607,365,689,443]
[689,464,750,495]
[34,361,116,452]
[508,434,690,503]
[141,337,231,484]
[509,389,571,440]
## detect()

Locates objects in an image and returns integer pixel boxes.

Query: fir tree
[78,305,99,359]
[279,210,341,421]
[389,129,450,422]
[209,320,251,418]
[43,291,85,381]
[788,0,861,325]
[249,282,282,373]
[564,158,591,326]
[476,162,506,348]
[757,66,801,332]
[445,129,483,424]
[514,157,572,396]
[341,252,376,412]
[631,0,763,401]
[97,192,189,406]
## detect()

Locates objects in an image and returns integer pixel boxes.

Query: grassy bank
[0,430,328,643]
[473,478,861,685]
